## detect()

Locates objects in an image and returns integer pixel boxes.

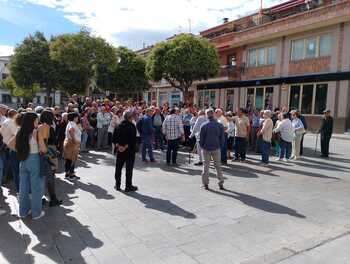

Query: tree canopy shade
[50,30,117,95]
[9,31,60,101]
[98,47,149,96]
[146,34,220,103]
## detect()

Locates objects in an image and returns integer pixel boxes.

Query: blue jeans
[141,136,154,161]
[154,126,164,150]
[19,153,44,218]
[81,131,88,151]
[280,139,292,159]
[221,133,228,163]
[260,140,271,164]
[9,150,20,192]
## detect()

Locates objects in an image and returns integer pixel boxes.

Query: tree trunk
[183,86,189,106]
[46,87,51,106]
[84,78,91,96]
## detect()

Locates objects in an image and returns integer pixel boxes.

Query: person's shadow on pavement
[210,189,306,219]
[124,192,196,219]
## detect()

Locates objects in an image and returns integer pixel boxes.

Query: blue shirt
[199,118,224,151]
[141,115,155,137]
[182,114,192,127]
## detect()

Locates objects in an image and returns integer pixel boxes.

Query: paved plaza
[1,134,350,264]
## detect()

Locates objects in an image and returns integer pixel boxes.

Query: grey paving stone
[1,135,350,263]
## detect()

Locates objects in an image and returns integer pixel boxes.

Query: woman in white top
[14,112,45,220]
[0,109,20,192]
[63,112,81,180]
[291,110,305,160]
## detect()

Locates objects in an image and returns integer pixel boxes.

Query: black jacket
[320,117,333,137]
[112,120,137,153]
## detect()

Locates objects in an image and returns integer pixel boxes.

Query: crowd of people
[0,94,334,218]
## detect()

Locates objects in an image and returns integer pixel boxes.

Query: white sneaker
[33,211,45,220]
[19,210,32,219]
[274,157,281,161]
[0,209,6,216]
[283,158,289,162]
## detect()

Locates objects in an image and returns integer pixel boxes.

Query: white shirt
[190,115,207,140]
[65,121,82,143]
[29,131,39,154]
[274,119,293,143]
[0,118,18,145]
[97,112,111,128]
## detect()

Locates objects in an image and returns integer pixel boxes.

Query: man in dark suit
[112,110,138,192]
[319,109,333,158]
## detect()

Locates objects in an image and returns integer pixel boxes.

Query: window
[246,87,274,111]
[315,84,328,114]
[291,40,304,61]
[247,46,276,67]
[265,87,274,110]
[226,89,235,111]
[228,54,237,67]
[1,94,11,104]
[289,83,328,115]
[291,34,332,61]
[305,38,317,58]
[319,34,332,57]
[198,90,216,108]
[248,50,256,67]
[301,84,314,114]
[257,48,265,66]
[267,47,276,65]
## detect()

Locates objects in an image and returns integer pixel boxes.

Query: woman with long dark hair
[15,112,45,220]
[63,112,81,180]
[38,110,62,207]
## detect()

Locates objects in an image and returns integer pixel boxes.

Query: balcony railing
[219,66,239,79]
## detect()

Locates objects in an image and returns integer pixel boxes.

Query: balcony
[219,66,239,79]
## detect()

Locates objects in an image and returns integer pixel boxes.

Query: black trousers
[321,135,331,157]
[65,159,75,174]
[235,137,247,161]
[166,139,179,164]
[115,151,135,188]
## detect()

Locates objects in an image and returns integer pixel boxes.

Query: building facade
[0,56,62,107]
[196,0,350,133]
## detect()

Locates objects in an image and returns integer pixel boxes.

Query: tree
[146,34,220,103]
[9,31,60,104]
[50,30,117,96]
[1,76,41,102]
[98,47,149,98]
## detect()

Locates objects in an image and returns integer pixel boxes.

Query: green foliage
[99,47,149,94]
[50,30,117,95]
[1,76,40,98]
[10,32,46,94]
[146,34,220,101]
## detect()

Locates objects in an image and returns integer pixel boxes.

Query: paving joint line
[273,229,350,263]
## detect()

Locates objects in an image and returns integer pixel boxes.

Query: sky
[0,0,285,56]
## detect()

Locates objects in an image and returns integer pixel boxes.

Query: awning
[197,71,350,90]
